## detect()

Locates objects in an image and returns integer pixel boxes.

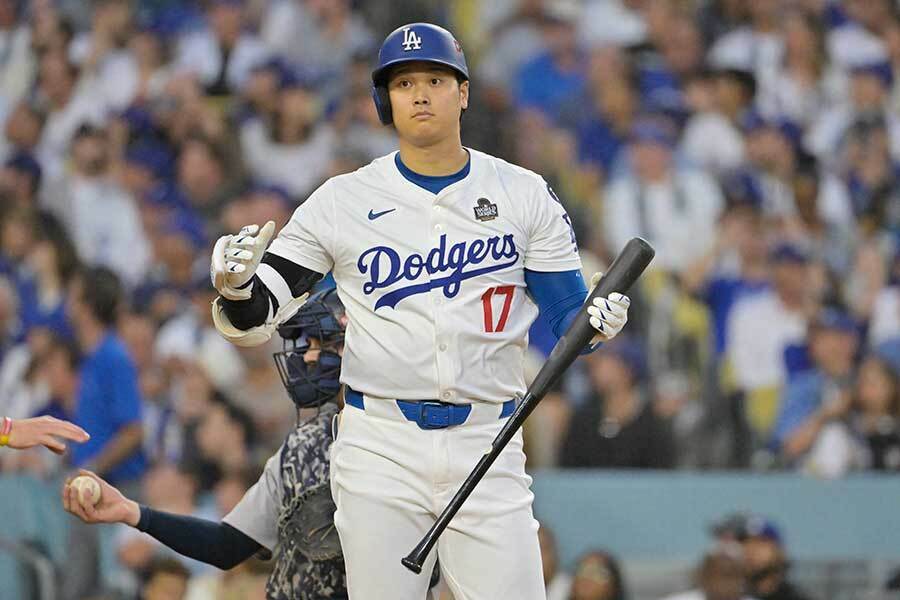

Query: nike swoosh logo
[368,208,396,221]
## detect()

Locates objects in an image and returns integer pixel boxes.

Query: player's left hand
[587,292,630,343]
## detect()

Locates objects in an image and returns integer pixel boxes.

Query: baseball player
[209,23,631,599]
[62,290,354,599]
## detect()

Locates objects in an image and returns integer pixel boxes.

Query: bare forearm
[681,246,719,295]
[784,413,825,460]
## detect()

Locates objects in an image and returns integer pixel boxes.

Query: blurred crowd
[1,0,900,597]
[538,513,814,600]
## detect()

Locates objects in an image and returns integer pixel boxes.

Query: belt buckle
[417,401,450,429]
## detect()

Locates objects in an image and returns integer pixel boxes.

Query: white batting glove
[210,221,275,301]
[586,271,630,343]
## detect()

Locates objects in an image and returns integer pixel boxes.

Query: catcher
[63,289,443,599]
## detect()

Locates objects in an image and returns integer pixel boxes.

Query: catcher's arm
[63,470,263,569]
[134,505,263,569]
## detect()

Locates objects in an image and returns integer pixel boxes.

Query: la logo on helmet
[402,27,422,51]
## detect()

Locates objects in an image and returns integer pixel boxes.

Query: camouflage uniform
[267,403,347,600]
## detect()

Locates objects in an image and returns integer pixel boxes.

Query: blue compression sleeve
[137,506,263,570]
[524,269,599,354]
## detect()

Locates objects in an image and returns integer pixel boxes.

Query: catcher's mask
[273,288,345,410]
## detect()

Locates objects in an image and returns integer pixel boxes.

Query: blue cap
[371,23,469,86]
[812,308,858,334]
[124,142,172,179]
[600,337,647,381]
[769,242,810,264]
[249,182,294,206]
[143,182,188,209]
[629,118,676,148]
[279,67,318,91]
[851,60,894,88]
[117,107,159,137]
[251,56,288,75]
[4,152,42,187]
[162,211,207,249]
[743,516,782,545]
[741,111,803,149]
[136,5,202,37]
[721,170,763,209]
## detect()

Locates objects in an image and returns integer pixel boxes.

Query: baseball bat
[401,237,655,573]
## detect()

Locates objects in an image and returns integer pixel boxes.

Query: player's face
[387,62,469,146]
[303,337,344,364]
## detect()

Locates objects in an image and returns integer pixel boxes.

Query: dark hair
[211,393,257,449]
[857,354,900,416]
[140,556,190,586]
[35,212,80,284]
[73,122,107,142]
[50,334,82,371]
[573,549,628,600]
[76,266,122,327]
[57,17,75,48]
[181,134,227,168]
[218,464,263,492]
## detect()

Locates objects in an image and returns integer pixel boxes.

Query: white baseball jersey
[264,148,581,404]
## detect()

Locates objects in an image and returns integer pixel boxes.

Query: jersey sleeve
[222,448,283,551]
[267,180,336,275]
[523,179,583,272]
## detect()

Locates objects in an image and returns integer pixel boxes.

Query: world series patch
[473,198,498,222]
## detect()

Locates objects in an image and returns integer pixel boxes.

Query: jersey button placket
[430,200,452,403]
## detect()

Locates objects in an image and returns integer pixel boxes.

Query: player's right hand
[211,221,276,301]
[62,469,141,527]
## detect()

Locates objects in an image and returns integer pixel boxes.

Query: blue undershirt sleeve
[137,506,263,570]
[524,269,600,354]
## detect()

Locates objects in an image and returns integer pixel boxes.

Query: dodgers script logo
[358,234,519,310]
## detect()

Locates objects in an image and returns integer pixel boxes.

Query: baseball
[71,475,101,507]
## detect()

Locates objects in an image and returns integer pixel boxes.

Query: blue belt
[344,388,515,430]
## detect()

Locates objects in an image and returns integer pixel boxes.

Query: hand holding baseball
[62,470,140,526]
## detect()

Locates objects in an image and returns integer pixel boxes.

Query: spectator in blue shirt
[17,212,77,339]
[67,266,145,486]
[683,178,771,358]
[773,308,860,462]
[514,3,586,122]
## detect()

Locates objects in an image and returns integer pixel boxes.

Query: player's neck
[397,137,468,177]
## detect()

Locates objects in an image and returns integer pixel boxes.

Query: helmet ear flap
[372,85,393,126]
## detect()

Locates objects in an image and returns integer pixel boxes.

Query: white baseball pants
[330,395,545,599]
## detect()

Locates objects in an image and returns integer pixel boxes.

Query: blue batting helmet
[371,23,469,125]
[273,288,346,410]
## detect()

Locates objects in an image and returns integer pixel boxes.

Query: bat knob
[401,555,424,574]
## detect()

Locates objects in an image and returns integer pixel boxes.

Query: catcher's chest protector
[267,403,347,600]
